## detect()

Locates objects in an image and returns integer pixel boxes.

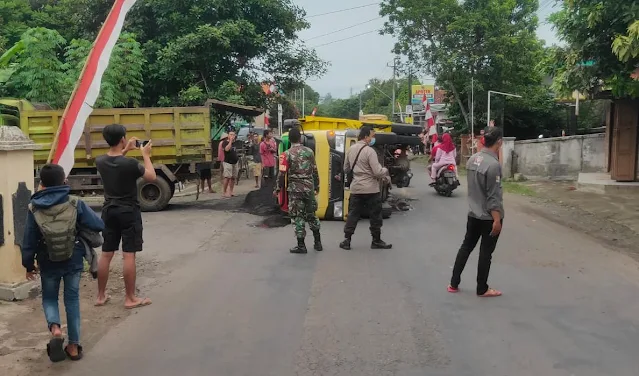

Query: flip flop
[478,288,502,297]
[94,295,111,307]
[447,285,459,293]
[125,298,152,310]
[65,345,83,361]
[47,337,66,363]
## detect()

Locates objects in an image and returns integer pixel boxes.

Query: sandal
[65,345,83,361]
[47,337,66,363]
[125,297,152,309]
[478,288,502,297]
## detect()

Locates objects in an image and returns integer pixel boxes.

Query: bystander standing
[95,124,156,309]
[448,126,504,297]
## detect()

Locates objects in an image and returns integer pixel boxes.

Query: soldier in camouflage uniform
[275,128,322,254]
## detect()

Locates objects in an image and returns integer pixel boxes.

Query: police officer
[275,128,322,254]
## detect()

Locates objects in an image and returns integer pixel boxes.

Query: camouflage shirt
[277,144,319,194]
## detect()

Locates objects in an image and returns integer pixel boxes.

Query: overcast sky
[294,1,561,98]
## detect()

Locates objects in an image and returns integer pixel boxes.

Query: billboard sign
[411,84,435,105]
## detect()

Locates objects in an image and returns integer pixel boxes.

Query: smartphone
[136,140,150,148]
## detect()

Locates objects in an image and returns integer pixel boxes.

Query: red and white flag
[53,0,138,176]
[423,93,436,135]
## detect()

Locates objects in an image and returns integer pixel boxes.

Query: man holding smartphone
[221,131,239,198]
[260,129,277,179]
[95,124,156,309]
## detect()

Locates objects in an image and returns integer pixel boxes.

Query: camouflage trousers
[289,192,321,238]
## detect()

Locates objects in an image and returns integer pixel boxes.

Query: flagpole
[47,1,122,165]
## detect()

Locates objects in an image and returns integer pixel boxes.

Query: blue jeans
[41,270,82,345]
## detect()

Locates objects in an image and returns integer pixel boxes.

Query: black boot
[339,236,352,250]
[290,238,308,254]
[371,234,392,249]
[313,231,323,252]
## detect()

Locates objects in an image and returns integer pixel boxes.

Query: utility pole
[302,86,305,117]
[407,67,412,108]
[387,58,398,118]
[471,77,474,153]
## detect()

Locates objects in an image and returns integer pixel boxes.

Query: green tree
[6,28,67,108]
[0,0,33,47]
[34,0,327,108]
[64,33,145,108]
[381,0,557,137]
[550,0,639,98]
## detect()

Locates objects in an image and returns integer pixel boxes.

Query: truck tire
[138,176,172,212]
[382,205,392,219]
[391,124,423,135]
[396,135,422,146]
[374,132,398,145]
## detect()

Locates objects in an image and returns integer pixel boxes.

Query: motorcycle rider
[430,133,457,181]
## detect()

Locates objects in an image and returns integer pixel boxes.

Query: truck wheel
[382,205,392,219]
[391,124,423,135]
[374,132,398,145]
[138,177,172,212]
[396,135,422,146]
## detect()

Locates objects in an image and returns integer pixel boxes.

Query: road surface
[56,170,639,376]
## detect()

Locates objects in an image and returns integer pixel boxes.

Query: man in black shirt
[222,131,239,198]
[95,124,156,309]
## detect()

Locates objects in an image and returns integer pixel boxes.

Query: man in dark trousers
[275,128,322,254]
[339,126,392,250]
[448,126,504,297]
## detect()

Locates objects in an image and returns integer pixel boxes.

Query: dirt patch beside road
[0,256,159,376]
[505,180,639,261]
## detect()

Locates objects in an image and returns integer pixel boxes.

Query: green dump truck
[0,98,213,212]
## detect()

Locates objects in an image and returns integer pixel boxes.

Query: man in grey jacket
[448,126,504,297]
[339,126,392,250]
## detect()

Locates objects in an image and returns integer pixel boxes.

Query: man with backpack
[21,164,104,362]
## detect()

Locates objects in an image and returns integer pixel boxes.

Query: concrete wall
[513,134,606,180]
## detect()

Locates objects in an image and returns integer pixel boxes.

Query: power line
[311,30,380,48]
[307,3,380,18]
[305,17,382,41]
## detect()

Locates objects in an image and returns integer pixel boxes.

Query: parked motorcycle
[430,164,460,197]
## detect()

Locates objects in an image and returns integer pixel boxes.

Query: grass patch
[502,181,536,196]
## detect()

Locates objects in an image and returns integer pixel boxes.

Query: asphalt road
[59,170,639,376]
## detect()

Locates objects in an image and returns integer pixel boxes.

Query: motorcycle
[430,164,460,197]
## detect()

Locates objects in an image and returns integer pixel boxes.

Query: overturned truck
[277,116,423,221]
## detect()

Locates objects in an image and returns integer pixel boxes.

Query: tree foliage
[0,0,327,110]
[6,27,67,108]
[550,0,639,98]
[2,28,145,108]
[380,0,563,138]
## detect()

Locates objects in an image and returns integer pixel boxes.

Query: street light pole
[487,90,522,135]
[471,77,474,153]
[388,59,398,118]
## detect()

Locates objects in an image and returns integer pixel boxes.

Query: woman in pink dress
[431,133,457,180]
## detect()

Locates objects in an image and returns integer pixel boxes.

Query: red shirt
[260,139,277,167]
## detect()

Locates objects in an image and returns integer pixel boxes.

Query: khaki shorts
[254,163,262,177]
[223,162,239,179]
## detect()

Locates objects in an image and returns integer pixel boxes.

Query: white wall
[513,134,606,180]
